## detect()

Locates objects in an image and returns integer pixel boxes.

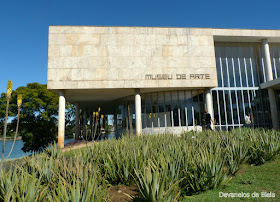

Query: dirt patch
[237,164,248,175]
[107,185,140,202]
[62,141,95,152]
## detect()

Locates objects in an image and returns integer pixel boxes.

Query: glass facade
[276,90,280,123]
[115,90,206,131]
[213,42,273,129]
[115,42,279,132]
[270,44,280,79]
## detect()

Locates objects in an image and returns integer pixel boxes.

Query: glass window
[152,105,158,127]
[192,90,199,102]
[178,91,185,100]
[276,90,280,122]
[180,106,186,126]
[166,105,172,127]
[231,90,239,125]
[222,57,228,87]
[211,90,219,125]
[238,46,247,87]
[141,105,147,128]
[243,90,251,115]
[158,104,165,127]
[212,42,273,129]
[171,91,178,102]
[224,90,232,125]
[276,45,280,78]
[173,105,180,126]
[186,106,193,126]
[152,93,158,105]
[248,45,258,86]
[145,94,152,105]
[198,90,204,102]
[158,92,165,103]
[218,91,226,125]
[270,43,280,79]
[215,46,223,87]
[237,90,245,124]
[185,91,192,102]
[165,92,171,102]
[193,103,200,126]
[245,58,253,87]
[250,57,258,86]
[145,104,152,128]
[215,42,267,88]
[225,44,235,87]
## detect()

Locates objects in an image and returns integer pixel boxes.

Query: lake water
[0,134,116,160]
[0,138,75,160]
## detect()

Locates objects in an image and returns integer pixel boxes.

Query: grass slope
[183,155,280,201]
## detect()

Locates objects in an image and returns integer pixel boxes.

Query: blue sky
[1,0,280,94]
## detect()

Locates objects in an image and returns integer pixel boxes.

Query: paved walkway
[62,141,95,152]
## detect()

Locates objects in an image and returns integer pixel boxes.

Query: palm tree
[5,94,22,160]
[1,80,13,169]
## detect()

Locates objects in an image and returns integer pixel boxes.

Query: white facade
[47,26,280,148]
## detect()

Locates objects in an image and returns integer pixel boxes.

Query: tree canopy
[0,83,74,152]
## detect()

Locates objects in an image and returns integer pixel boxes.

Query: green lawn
[183,155,280,201]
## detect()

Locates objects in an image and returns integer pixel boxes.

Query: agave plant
[225,135,249,175]
[46,156,107,202]
[182,136,230,194]
[0,128,279,200]
[248,129,280,165]
[0,167,47,201]
[134,160,183,202]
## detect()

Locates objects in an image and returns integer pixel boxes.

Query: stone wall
[47,26,218,89]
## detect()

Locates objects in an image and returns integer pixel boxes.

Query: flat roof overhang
[260,78,280,90]
[50,87,211,113]
[214,36,280,43]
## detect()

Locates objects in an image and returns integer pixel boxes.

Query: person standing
[245,112,251,128]
[204,110,212,130]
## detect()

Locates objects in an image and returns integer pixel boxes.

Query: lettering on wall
[145,74,210,80]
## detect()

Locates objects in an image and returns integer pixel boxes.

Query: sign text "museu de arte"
[145,74,210,80]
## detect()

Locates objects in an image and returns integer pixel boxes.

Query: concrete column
[58,91,65,149]
[205,89,214,118]
[262,39,279,129]
[205,89,214,129]
[75,102,80,139]
[268,89,279,129]
[135,89,142,136]
[262,39,273,81]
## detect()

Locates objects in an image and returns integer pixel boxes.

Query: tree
[1,82,74,152]
[12,83,59,152]
[65,104,75,137]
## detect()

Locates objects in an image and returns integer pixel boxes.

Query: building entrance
[115,90,207,135]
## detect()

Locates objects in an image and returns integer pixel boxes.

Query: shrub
[1,128,279,201]
[247,129,280,165]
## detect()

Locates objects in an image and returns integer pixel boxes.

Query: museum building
[47,26,280,148]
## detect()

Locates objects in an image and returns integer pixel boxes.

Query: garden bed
[0,128,279,201]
